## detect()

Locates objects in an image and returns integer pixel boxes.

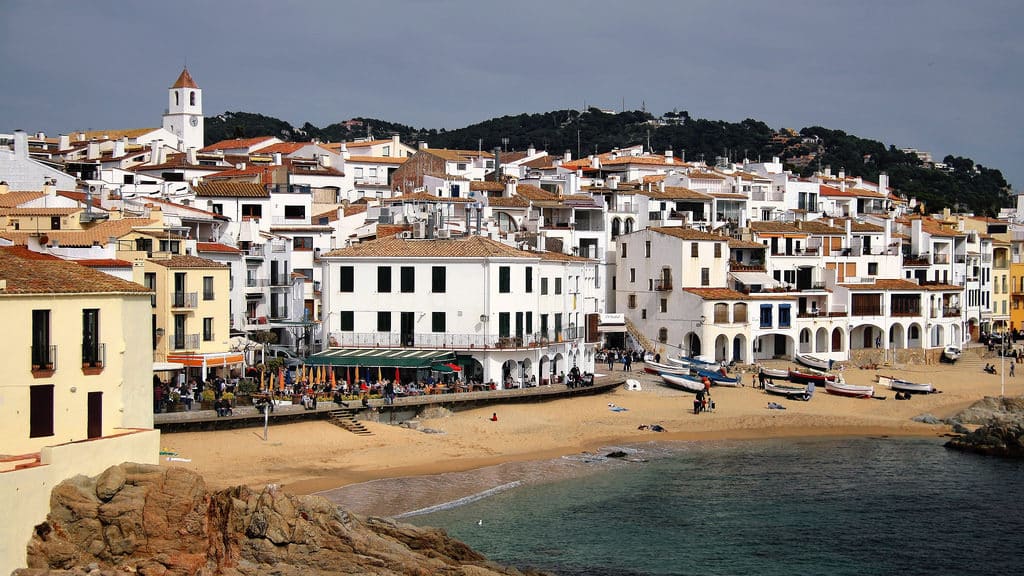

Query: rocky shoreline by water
[933,396,1024,458]
[14,463,549,576]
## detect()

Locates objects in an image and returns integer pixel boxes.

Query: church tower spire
[162,67,203,152]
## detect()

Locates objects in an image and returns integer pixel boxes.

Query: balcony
[245,278,268,290]
[82,342,106,369]
[171,292,198,309]
[170,333,200,350]
[327,329,583,350]
[270,275,291,288]
[244,245,265,259]
[31,344,57,372]
[943,307,962,317]
[654,278,673,291]
[852,307,884,317]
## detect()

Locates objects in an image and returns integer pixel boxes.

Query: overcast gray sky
[2,0,1020,188]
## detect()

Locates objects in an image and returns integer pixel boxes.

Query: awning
[306,348,457,368]
[153,361,184,371]
[598,323,627,333]
[166,352,245,368]
[730,271,784,288]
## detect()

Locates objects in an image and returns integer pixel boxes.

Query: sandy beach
[158,354,1024,515]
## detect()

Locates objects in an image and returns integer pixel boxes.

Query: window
[457,162,467,171]
[658,328,668,343]
[377,311,391,332]
[641,309,647,319]
[498,312,511,338]
[241,204,262,219]
[295,268,313,282]
[82,308,100,367]
[555,278,563,294]
[701,268,710,286]
[621,243,627,258]
[630,268,636,283]
[145,272,156,307]
[30,384,54,438]
[203,317,214,341]
[354,167,364,179]
[760,304,773,328]
[203,276,214,300]
[628,294,637,309]
[499,266,511,293]
[51,216,61,230]
[382,145,390,156]
[339,311,354,331]
[32,309,51,369]
[339,266,354,292]
[293,236,314,251]
[691,243,699,257]
[645,241,651,258]
[400,266,415,292]
[714,243,722,258]
[135,238,153,255]
[868,262,878,276]
[432,312,446,333]
[189,91,196,106]
[660,299,668,313]
[377,266,391,293]
[210,203,222,215]
[432,266,446,293]
[159,239,179,253]
[525,268,533,293]
[779,304,791,328]
[541,278,549,295]
[284,205,306,220]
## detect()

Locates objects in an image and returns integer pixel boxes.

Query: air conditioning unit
[436,229,451,239]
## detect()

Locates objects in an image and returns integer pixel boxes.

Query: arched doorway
[731,334,747,363]
[522,357,534,386]
[714,334,729,363]
[538,355,550,385]
[799,328,812,353]
[907,323,923,348]
[889,324,906,349]
[501,359,518,388]
[462,357,484,383]
[551,352,565,382]
[624,218,635,234]
[931,325,945,348]
[831,328,844,352]
[683,332,701,358]
[611,218,622,238]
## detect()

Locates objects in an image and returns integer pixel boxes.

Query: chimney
[186,147,197,165]
[43,180,56,196]
[113,138,126,158]
[318,154,331,168]
[883,218,892,252]
[665,149,674,164]
[0,182,8,194]
[845,218,853,249]
[911,218,923,255]
[13,130,28,158]
[391,134,400,156]
[340,142,350,160]
[87,141,101,160]
[527,145,536,157]
[824,165,832,177]
[418,141,428,150]
[150,141,160,165]
[36,131,45,140]
[564,150,572,162]
[592,155,601,169]
[878,172,889,196]
[58,134,69,150]
[505,180,516,197]
[272,152,282,165]
[78,133,86,141]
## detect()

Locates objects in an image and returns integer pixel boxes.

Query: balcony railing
[270,275,291,287]
[244,245,265,258]
[943,307,962,317]
[852,306,884,316]
[171,292,198,308]
[82,342,106,368]
[31,344,57,371]
[171,333,200,350]
[246,278,268,289]
[328,329,583,350]
[654,278,673,291]
[954,254,966,264]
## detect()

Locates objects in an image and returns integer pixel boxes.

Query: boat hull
[659,372,705,393]
[764,382,807,397]
[758,367,789,380]
[644,360,689,376]
[825,381,874,398]
[696,368,741,387]
[794,353,831,371]
[788,369,836,385]
[878,375,935,394]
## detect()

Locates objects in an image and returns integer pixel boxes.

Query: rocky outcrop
[14,463,548,576]
[948,396,1024,426]
[944,423,1024,458]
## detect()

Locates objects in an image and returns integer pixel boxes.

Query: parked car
[266,348,303,369]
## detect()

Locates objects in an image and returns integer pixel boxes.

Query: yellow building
[0,246,160,574]
[1010,262,1024,333]
[144,253,238,380]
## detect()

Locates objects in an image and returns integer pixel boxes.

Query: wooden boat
[758,366,790,380]
[668,356,719,370]
[788,368,837,385]
[696,368,742,387]
[643,360,690,376]
[764,381,808,398]
[877,375,935,394]
[659,372,705,393]
[794,352,832,371]
[825,378,874,398]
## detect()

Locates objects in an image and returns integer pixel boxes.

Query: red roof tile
[171,68,198,89]
[196,242,242,254]
[0,247,150,294]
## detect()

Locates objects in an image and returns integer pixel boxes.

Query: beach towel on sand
[608,403,629,412]
[767,402,787,410]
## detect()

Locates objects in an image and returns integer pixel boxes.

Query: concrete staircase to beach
[626,318,656,354]
[328,408,373,436]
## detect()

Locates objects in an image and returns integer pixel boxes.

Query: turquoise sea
[408,438,1024,575]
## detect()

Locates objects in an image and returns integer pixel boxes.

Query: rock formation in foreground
[14,463,548,576]
[947,395,1024,426]
[944,422,1024,458]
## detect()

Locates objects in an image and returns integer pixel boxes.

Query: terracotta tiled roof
[196,242,242,254]
[828,217,884,233]
[0,191,46,208]
[537,250,592,262]
[323,234,532,259]
[384,192,473,204]
[344,204,368,217]
[205,164,278,181]
[171,68,198,88]
[749,221,809,235]
[515,184,557,201]
[65,128,160,142]
[793,220,846,235]
[521,156,557,169]
[193,181,269,198]
[1,207,80,216]
[255,142,307,155]
[683,287,751,300]
[688,171,725,180]
[423,149,494,162]
[643,186,712,200]
[344,139,395,148]
[642,175,667,184]
[0,246,150,295]
[75,258,132,267]
[840,279,933,291]
[313,208,339,223]
[56,191,104,208]
[728,238,766,249]
[143,197,227,220]
[347,155,407,165]
[650,226,729,242]
[488,196,531,208]
[148,255,227,269]
[1,217,157,247]
[470,181,505,192]
[200,137,277,153]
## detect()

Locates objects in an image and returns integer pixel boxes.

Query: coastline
[159,358,1022,516]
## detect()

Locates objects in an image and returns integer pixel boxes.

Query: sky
[2,0,1021,188]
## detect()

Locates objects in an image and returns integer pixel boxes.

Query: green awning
[305,348,457,368]
[430,363,455,373]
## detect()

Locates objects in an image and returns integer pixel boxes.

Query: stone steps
[328,408,373,436]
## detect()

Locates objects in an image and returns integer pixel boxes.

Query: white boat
[794,352,832,371]
[825,378,874,398]
[643,360,690,376]
[942,346,962,362]
[668,356,719,370]
[659,372,705,393]
[877,375,935,394]
[764,381,808,398]
[758,366,789,380]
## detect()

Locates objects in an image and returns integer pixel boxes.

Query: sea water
[408,438,1024,576]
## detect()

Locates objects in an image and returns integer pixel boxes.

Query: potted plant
[166,391,184,412]
[200,389,216,410]
[222,392,235,408]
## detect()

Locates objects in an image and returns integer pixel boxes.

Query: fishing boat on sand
[643,360,690,376]
[824,379,874,398]
[757,366,790,380]
[876,375,935,394]
[696,368,742,387]
[764,381,809,398]
[788,368,837,385]
[794,351,832,371]
[659,372,705,393]
[668,356,720,370]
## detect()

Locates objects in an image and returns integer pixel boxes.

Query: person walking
[1011,362,1016,378]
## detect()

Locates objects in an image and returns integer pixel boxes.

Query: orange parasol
[278,366,285,391]
[330,366,336,389]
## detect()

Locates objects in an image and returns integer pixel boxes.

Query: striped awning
[306,348,457,368]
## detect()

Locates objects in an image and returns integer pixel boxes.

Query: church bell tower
[162,68,203,152]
